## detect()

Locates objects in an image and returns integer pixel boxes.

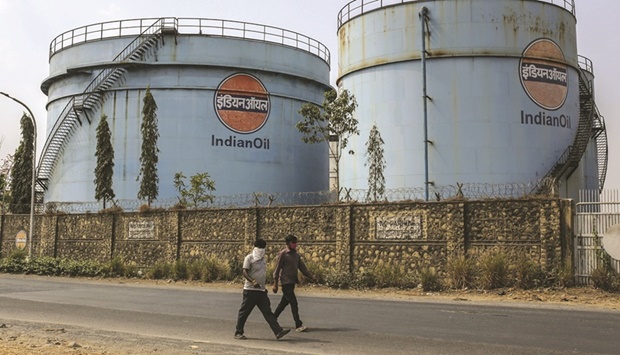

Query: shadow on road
[301,327,357,333]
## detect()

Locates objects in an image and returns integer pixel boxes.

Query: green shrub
[58,258,102,277]
[478,252,510,289]
[302,261,326,285]
[419,267,442,292]
[372,264,399,288]
[446,256,476,289]
[187,260,204,281]
[590,267,619,292]
[229,256,243,279]
[352,269,377,289]
[553,264,575,288]
[124,264,140,278]
[108,257,126,277]
[149,262,173,280]
[58,258,81,277]
[398,274,418,289]
[324,265,418,290]
[29,257,61,276]
[513,256,545,290]
[197,257,231,282]
[8,249,28,261]
[182,258,231,282]
[173,260,189,280]
[0,251,28,273]
[324,270,352,289]
[373,263,416,289]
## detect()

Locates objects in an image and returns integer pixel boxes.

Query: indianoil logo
[519,39,568,111]
[214,73,270,134]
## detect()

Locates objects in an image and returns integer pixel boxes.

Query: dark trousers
[274,284,303,328]
[235,290,283,336]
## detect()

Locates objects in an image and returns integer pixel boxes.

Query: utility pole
[0,92,37,260]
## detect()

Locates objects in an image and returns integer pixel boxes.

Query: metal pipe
[419,7,430,201]
[0,92,37,260]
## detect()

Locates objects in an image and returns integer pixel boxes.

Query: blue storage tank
[39,18,332,204]
[337,0,604,199]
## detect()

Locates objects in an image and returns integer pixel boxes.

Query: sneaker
[234,334,247,340]
[295,325,308,332]
[276,329,291,340]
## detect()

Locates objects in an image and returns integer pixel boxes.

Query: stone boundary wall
[0,199,573,274]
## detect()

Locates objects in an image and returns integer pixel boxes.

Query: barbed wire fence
[0,180,555,215]
[339,180,549,202]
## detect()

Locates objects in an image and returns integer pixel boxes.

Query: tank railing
[49,18,166,59]
[49,17,330,66]
[578,55,594,75]
[174,18,330,66]
[337,0,576,29]
[38,19,170,189]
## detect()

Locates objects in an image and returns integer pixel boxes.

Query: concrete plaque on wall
[375,215,423,240]
[128,221,155,240]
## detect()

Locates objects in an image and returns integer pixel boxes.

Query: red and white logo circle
[214,73,270,134]
[520,39,568,111]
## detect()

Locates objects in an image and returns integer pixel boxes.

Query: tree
[0,140,5,213]
[0,174,4,211]
[137,86,159,206]
[173,172,216,209]
[297,89,358,193]
[0,165,5,214]
[94,114,115,208]
[365,125,386,202]
[0,154,14,213]
[9,113,34,214]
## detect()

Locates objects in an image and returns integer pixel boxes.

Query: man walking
[272,234,314,332]
[235,239,290,340]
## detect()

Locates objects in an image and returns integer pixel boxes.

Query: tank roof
[49,17,330,66]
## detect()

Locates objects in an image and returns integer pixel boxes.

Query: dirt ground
[1,278,619,354]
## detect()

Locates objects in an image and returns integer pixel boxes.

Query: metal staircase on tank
[535,68,608,195]
[36,18,177,193]
[592,101,608,192]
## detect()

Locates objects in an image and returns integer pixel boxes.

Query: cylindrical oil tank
[41,18,332,203]
[337,0,591,192]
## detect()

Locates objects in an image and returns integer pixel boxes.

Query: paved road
[0,274,617,354]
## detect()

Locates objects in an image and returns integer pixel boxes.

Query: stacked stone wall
[0,199,572,274]
[55,214,114,262]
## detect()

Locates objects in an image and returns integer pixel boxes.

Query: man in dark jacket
[272,234,314,332]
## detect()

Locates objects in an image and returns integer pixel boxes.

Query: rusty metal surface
[338,0,577,78]
[338,0,575,29]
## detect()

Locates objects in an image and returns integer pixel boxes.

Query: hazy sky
[1,0,618,190]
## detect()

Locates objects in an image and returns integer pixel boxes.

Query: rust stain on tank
[502,9,558,47]
[557,21,566,43]
[339,24,350,52]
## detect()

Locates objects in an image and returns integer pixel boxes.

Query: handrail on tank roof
[337,0,576,29]
[578,55,594,74]
[49,17,330,66]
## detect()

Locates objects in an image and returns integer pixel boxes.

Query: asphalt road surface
[0,275,618,354]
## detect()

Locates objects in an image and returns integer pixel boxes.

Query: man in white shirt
[234,239,291,340]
